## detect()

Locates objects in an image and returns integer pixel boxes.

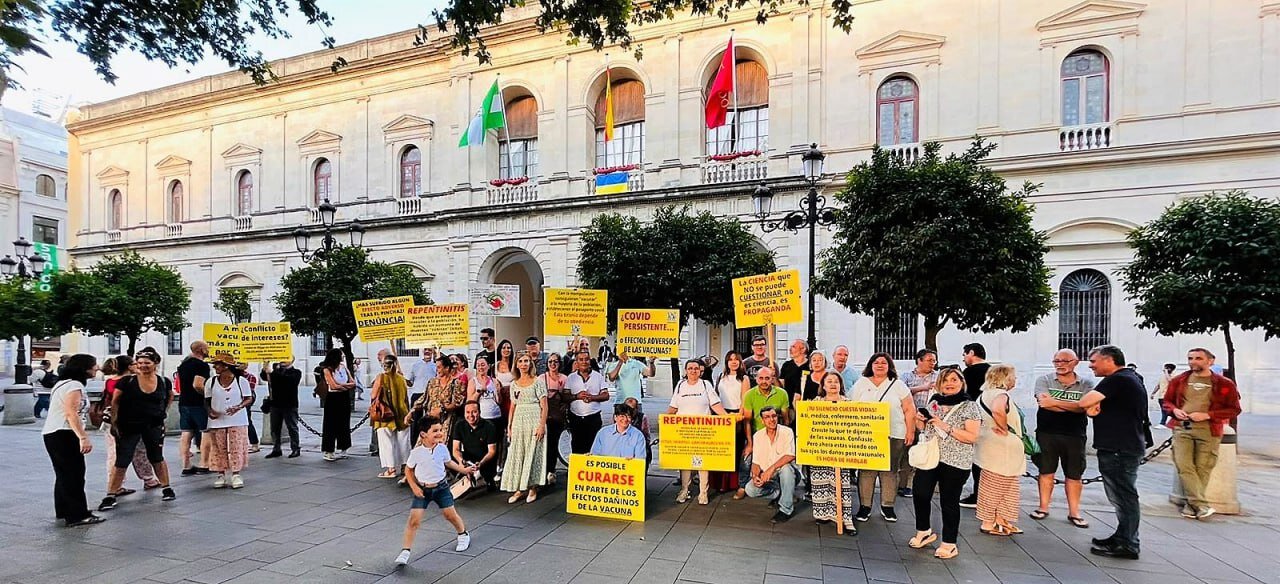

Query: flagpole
[496,76,514,180]
[730,30,739,153]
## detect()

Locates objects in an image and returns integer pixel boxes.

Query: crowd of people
[36,329,1241,567]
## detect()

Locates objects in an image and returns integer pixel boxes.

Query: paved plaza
[2,403,1279,584]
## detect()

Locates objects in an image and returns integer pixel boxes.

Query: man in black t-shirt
[263,360,303,458]
[1079,344,1148,560]
[451,401,499,490]
[777,339,810,404]
[741,335,772,386]
[176,341,212,475]
[959,342,990,507]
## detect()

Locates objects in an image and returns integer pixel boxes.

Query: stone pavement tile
[492,515,567,552]
[432,523,520,557]
[1100,567,1208,584]
[766,547,825,580]
[983,553,1053,577]
[699,524,775,551]
[764,576,823,584]
[650,522,708,562]
[480,543,596,584]
[73,553,187,584]
[942,555,1001,584]
[306,510,387,530]
[186,558,269,584]
[487,499,564,529]
[581,538,658,578]
[820,565,869,584]
[431,547,520,584]
[244,540,314,563]
[295,525,355,545]
[862,557,913,583]
[1035,560,1115,583]
[678,542,769,584]
[145,558,229,583]
[381,549,472,582]
[819,544,862,568]
[569,572,619,584]
[294,565,383,583]
[1151,543,1260,582]
[620,517,675,545]
[990,574,1060,584]
[630,558,687,584]
[250,524,328,545]
[540,516,628,551]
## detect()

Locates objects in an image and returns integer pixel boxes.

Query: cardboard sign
[405,303,470,349]
[795,400,892,471]
[732,269,803,328]
[351,296,413,342]
[657,414,736,472]
[239,322,293,362]
[203,323,242,361]
[566,454,645,522]
[616,309,680,359]
[544,288,608,337]
[470,284,521,317]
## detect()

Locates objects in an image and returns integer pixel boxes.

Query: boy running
[396,416,474,566]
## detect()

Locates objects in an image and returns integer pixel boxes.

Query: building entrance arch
[477,247,545,351]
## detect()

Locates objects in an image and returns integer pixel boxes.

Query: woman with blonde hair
[908,367,981,559]
[372,354,412,479]
[501,354,548,503]
[974,364,1028,536]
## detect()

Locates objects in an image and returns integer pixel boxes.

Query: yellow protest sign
[405,303,470,349]
[566,454,645,522]
[732,269,803,328]
[351,296,413,342]
[544,288,608,337]
[796,400,892,470]
[203,323,241,361]
[658,414,736,472]
[239,322,293,362]
[616,309,680,359]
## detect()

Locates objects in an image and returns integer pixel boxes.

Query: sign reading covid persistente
[616,309,680,359]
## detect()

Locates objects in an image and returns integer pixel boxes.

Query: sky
[5,0,447,115]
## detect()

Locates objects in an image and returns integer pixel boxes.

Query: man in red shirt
[1162,348,1241,520]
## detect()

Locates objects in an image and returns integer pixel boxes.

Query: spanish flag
[604,61,615,142]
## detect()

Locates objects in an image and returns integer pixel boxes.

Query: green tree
[1119,190,1280,376]
[578,204,775,383]
[214,288,254,324]
[273,246,429,373]
[0,278,61,342]
[49,250,191,355]
[813,139,1054,351]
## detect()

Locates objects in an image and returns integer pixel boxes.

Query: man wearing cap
[591,403,648,461]
[526,337,549,375]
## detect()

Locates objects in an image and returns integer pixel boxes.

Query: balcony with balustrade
[585,165,645,196]
[701,151,768,185]
[1059,123,1113,152]
[487,176,539,205]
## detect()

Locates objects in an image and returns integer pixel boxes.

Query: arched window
[399,146,421,198]
[594,78,645,168]
[313,158,332,206]
[108,189,123,230]
[705,60,769,156]
[236,170,253,216]
[1061,50,1109,126]
[1058,269,1111,359]
[499,94,539,179]
[877,77,918,146]
[35,174,56,197]
[168,180,183,223]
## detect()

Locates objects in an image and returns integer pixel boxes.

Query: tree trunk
[1222,324,1236,381]
[126,332,138,356]
[922,314,943,353]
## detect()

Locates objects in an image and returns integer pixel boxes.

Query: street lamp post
[1,236,49,385]
[751,143,834,351]
[293,198,366,263]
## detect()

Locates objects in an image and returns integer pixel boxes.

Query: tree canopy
[812,139,1054,350]
[0,277,60,342]
[1119,190,1280,375]
[214,288,254,324]
[48,249,191,355]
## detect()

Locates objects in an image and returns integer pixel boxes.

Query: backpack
[40,371,59,390]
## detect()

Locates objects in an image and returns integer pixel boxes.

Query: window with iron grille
[1058,269,1111,359]
[107,334,121,355]
[733,327,764,358]
[395,338,419,358]
[167,331,183,355]
[874,311,918,360]
[310,332,330,357]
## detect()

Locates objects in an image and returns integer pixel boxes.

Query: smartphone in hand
[918,407,934,420]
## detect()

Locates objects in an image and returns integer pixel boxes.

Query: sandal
[986,525,1012,537]
[508,491,524,504]
[934,544,959,559]
[1001,524,1024,535]
[1028,509,1049,520]
[908,530,938,549]
[378,470,397,479]
[1068,516,1089,528]
[110,488,136,497]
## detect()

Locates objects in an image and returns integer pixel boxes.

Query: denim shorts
[178,406,208,432]
[411,482,455,510]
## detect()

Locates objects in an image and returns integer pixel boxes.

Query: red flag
[705,36,735,129]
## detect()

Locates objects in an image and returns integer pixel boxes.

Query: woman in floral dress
[500,355,548,504]
[411,353,465,443]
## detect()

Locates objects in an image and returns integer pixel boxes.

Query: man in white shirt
[407,348,437,404]
[565,350,610,455]
[744,406,798,523]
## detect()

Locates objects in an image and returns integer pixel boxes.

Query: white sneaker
[248,445,261,453]
[337,450,349,460]
[230,474,244,489]
[213,475,227,489]
[1196,506,1216,520]
[676,490,690,504]
[323,452,336,462]
[395,549,411,565]
[455,532,471,552]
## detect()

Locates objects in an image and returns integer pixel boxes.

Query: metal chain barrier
[296,411,371,437]
[1022,436,1175,486]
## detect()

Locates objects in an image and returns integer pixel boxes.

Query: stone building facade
[64,1,1280,411]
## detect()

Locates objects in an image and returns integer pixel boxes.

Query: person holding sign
[974,364,1028,537]
[665,359,732,506]
[591,402,648,460]
[850,353,916,523]
[743,406,798,523]
[709,351,751,494]
[808,373,856,534]
[735,367,791,500]
[908,368,981,560]
[501,355,549,503]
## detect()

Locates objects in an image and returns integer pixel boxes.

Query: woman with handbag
[850,353,916,523]
[319,349,356,461]
[410,354,466,443]
[974,364,1029,537]
[372,354,412,479]
[908,367,981,559]
[809,372,857,534]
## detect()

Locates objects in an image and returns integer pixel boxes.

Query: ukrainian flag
[595,171,629,195]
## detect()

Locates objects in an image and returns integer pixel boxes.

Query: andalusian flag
[603,62,615,142]
[459,79,506,147]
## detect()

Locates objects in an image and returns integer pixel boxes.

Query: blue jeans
[34,394,51,418]
[1097,449,1142,551]
[744,463,798,515]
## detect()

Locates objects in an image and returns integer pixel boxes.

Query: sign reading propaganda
[203,323,242,361]
[239,322,293,362]
[544,288,608,337]
[657,414,736,472]
[351,296,413,342]
[616,309,680,359]
[795,400,892,471]
[566,454,645,522]
[405,303,470,348]
[731,269,803,329]
[469,284,521,318]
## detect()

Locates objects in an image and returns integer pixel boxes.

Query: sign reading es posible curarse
[351,296,413,342]
[566,454,645,522]
[658,414,736,471]
[796,400,892,471]
[616,309,680,359]
[405,303,470,349]
[544,288,608,337]
[731,269,803,328]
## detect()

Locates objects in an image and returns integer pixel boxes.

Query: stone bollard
[2,385,37,425]
[260,410,275,446]
[1169,426,1241,514]
[165,399,181,436]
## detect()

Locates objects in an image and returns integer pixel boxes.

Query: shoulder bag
[978,394,1040,457]
[368,375,396,424]
[908,402,961,470]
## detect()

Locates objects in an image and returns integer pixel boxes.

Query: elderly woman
[373,354,412,479]
[42,354,104,526]
[411,353,466,443]
[908,368,981,559]
[975,364,1028,536]
[666,359,731,506]
[206,352,255,489]
[809,373,857,534]
[98,348,175,511]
